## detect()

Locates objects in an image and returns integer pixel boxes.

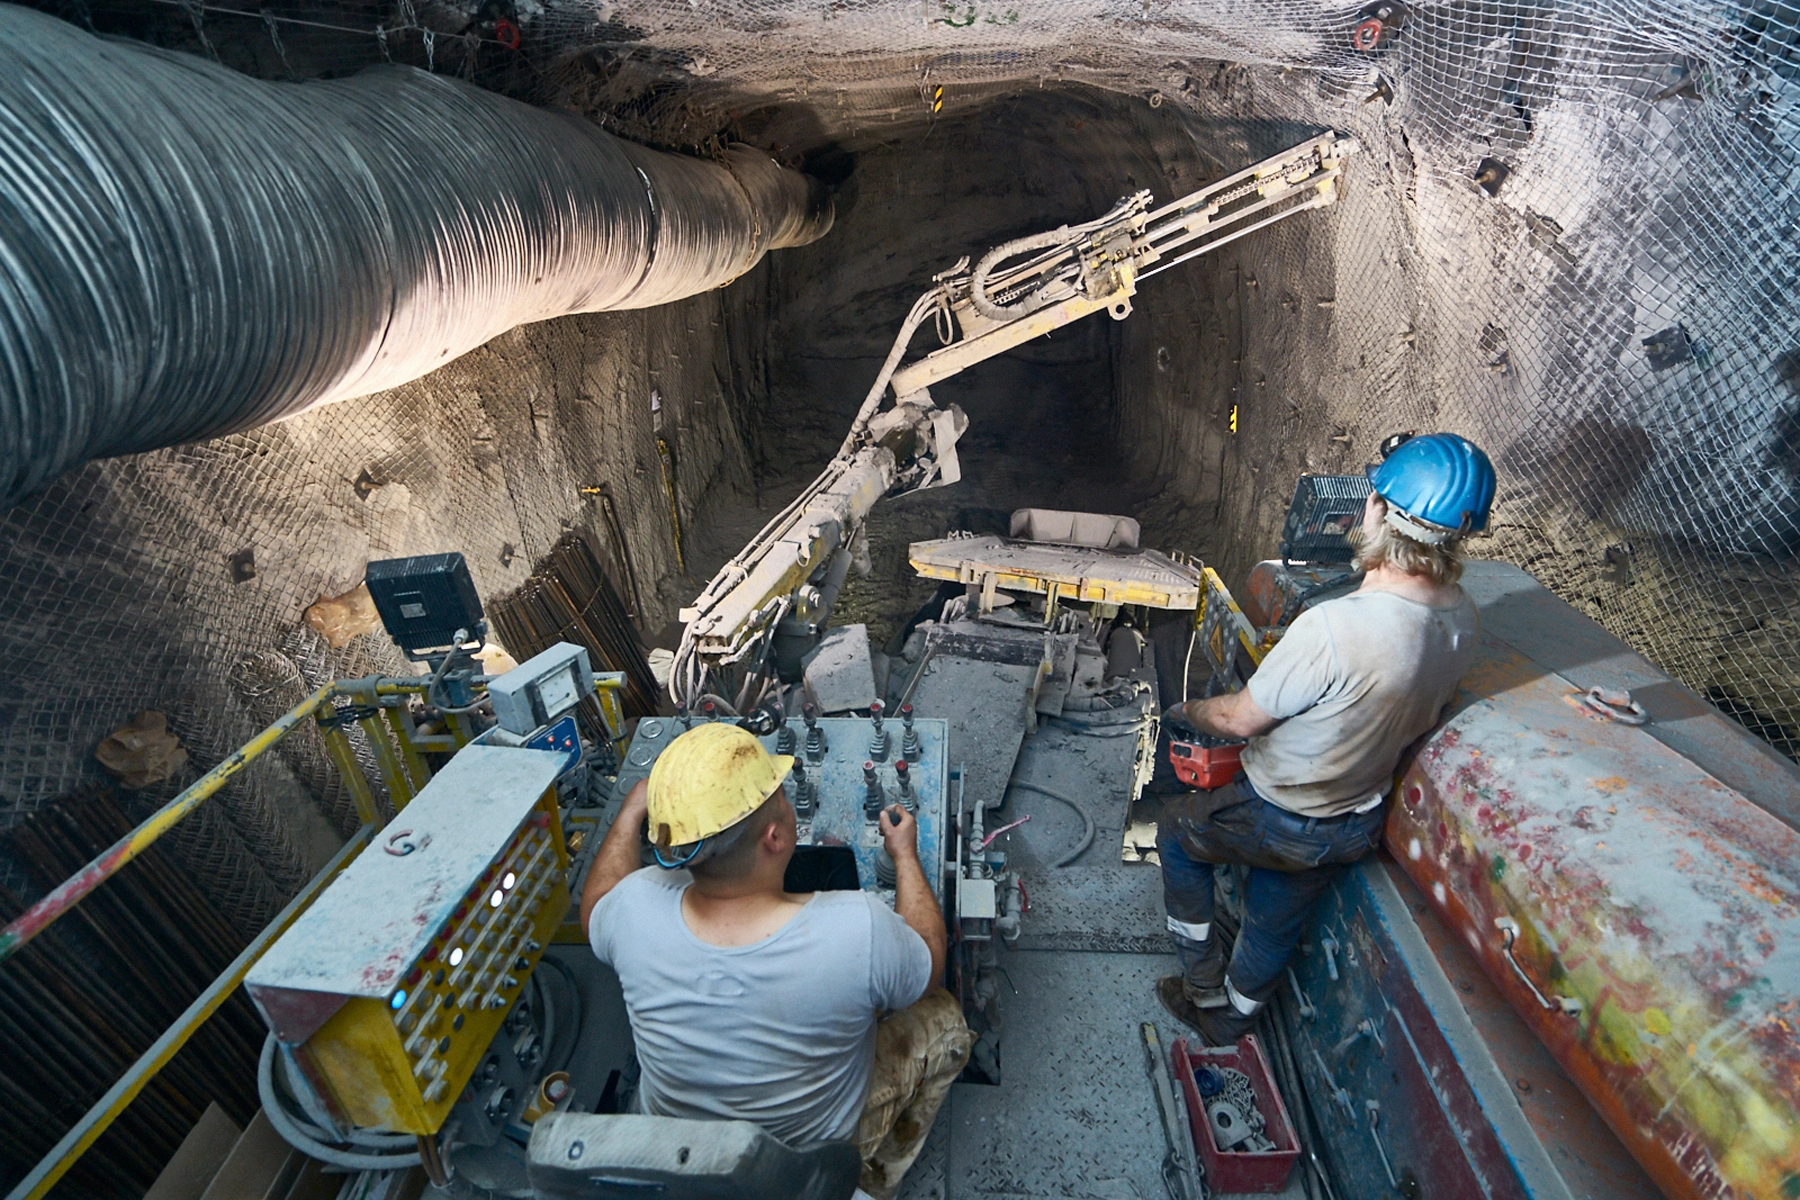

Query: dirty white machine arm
[670,132,1357,708]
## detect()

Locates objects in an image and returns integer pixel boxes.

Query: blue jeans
[1158,777,1385,999]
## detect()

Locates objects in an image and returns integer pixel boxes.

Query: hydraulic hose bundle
[0,6,831,508]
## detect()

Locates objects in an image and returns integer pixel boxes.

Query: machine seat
[527,1113,861,1200]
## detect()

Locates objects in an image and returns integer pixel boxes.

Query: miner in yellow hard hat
[578,719,972,1200]
[641,721,795,868]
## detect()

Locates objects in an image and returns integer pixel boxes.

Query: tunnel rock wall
[1077,45,1800,757]
[0,283,769,914]
[3,0,1800,905]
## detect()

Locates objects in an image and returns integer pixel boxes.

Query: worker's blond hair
[1352,519,1465,585]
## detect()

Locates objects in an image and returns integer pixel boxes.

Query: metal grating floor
[895,716,1306,1200]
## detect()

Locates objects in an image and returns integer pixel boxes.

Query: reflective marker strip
[1166,916,1212,942]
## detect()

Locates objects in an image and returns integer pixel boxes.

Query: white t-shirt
[1241,588,1479,817]
[588,867,932,1146]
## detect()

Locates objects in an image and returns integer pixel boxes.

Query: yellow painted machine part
[300,792,571,1135]
[359,711,416,808]
[1197,566,1266,668]
[385,706,432,794]
[317,723,382,827]
[908,561,1201,610]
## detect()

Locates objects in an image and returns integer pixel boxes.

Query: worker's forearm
[1174,696,1240,739]
[891,850,947,988]
[579,807,645,930]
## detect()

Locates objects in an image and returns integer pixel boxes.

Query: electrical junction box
[246,745,571,1134]
[958,876,997,920]
[365,553,484,659]
[488,642,593,735]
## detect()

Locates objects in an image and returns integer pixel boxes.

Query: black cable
[537,953,588,1075]
[1004,780,1095,868]
[427,641,490,715]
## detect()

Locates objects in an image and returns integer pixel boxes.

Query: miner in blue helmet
[1154,432,1497,1044]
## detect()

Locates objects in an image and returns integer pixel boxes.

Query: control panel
[608,708,951,903]
[247,745,572,1134]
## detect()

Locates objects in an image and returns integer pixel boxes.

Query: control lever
[868,700,890,762]
[863,762,884,820]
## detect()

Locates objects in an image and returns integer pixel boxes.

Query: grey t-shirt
[1241,588,1479,817]
[588,867,932,1146]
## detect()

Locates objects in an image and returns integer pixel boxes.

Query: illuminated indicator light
[390,990,407,1010]
[503,871,516,889]
[490,889,504,908]
[449,947,465,967]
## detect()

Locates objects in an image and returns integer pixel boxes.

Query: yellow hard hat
[646,723,793,853]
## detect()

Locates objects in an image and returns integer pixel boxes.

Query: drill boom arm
[669,131,1357,706]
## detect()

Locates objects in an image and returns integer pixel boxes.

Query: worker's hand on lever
[879,804,946,994]
[879,803,919,862]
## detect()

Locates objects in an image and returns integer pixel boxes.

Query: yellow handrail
[1,674,448,1199]
[0,683,338,964]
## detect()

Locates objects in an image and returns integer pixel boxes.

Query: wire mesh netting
[2,0,1796,909]
[535,0,1800,754]
[0,285,762,907]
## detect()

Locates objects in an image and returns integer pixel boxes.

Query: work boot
[1156,977,1260,1046]
[1176,932,1228,995]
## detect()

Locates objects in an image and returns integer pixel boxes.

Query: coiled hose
[259,1034,423,1171]
[0,7,830,507]
[967,191,1149,320]
[1005,780,1096,868]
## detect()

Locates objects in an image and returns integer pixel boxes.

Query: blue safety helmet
[1365,433,1496,545]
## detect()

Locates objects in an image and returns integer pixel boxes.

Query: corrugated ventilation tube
[0,5,832,507]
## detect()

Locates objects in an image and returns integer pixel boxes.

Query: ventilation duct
[0,5,832,508]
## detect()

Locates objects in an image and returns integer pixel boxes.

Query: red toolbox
[1168,737,1243,789]
[1172,1035,1299,1192]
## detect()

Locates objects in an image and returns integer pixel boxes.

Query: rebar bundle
[491,533,661,741]
[0,788,265,1198]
